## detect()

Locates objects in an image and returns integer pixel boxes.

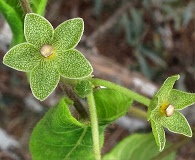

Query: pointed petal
[160,111,192,137]
[24,13,54,48]
[30,61,60,101]
[147,96,158,120]
[169,89,195,110]
[3,43,42,72]
[151,120,166,151]
[52,18,84,51]
[156,75,180,102]
[56,49,93,79]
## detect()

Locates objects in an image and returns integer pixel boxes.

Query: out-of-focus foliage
[92,0,194,81]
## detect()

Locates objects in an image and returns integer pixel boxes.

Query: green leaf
[30,98,105,160]
[160,111,192,137]
[103,133,175,160]
[3,43,42,72]
[52,18,84,52]
[169,89,195,110]
[24,13,54,48]
[56,49,93,79]
[30,61,60,101]
[151,119,165,151]
[31,0,48,15]
[94,88,133,124]
[0,0,24,46]
[156,75,180,102]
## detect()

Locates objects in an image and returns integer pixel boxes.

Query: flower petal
[30,61,60,101]
[147,96,159,120]
[169,89,195,110]
[3,43,42,72]
[24,13,54,48]
[52,18,84,51]
[156,75,180,102]
[151,120,165,151]
[56,49,93,79]
[160,111,192,137]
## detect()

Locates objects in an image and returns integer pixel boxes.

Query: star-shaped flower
[3,13,93,101]
[148,75,195,151]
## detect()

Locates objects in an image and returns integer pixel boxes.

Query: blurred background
[0,0,194,159]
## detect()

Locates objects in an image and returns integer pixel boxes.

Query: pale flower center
[165,104,174,117]
[160,102,175,117]
[40,44,54,57]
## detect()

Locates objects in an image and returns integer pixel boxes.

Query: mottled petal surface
[3,43,41,72]
[160,111,192,137]
[56,49,93,79]
[151,120,165,151]
[156,75,180,102]
[24,13,54,48]
[52,18,83,52]
[30,60,60,101]
[169,89,195,110]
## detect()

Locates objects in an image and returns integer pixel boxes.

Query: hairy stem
[91,78,151,106]
[19,0,32,14]
[60,83,88,119]
[87,92,101,160]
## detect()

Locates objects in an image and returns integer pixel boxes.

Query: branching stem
[91,78,151,106]
[19,0,32,14]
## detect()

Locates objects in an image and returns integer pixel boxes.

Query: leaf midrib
[64,125,88,159]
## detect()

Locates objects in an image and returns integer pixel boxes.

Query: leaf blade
[30,98,105,160]
[94,88,133,124]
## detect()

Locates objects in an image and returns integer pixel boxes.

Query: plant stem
[87,92,101,160]
[91,78,151,106]
[128,106,147,120]
[60,83,88,119]
[19,0,32,14]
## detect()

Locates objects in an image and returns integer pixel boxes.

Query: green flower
[148,75,195,151]
[3,13,93,101]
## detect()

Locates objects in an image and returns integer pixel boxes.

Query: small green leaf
[30,61,60,101]
[151,119,165,151]
[3,43,42,72]
[156,75,180,102]
[94,88,133,124]
[74,80,93,98]
[53,18,84,52]
[56,49,93,79]
[169,89,195,110]
[160,111,192,137]
[30,98,105,160]
[103,133,175,160]
[24,13,54,48]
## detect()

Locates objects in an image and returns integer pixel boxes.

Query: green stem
[91,78,151,106]
[128,106,147,120]
[19,0,32,14]
[87,92,101,160]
